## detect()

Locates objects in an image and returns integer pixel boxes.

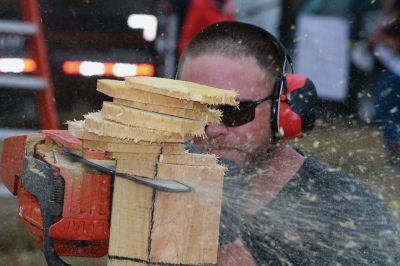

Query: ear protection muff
[261,29,318,140]
[271,73,318,139]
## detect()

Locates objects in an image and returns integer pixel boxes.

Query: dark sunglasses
[217,94,275,127]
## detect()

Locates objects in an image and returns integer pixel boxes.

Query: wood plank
[159,153,217,166]
[97,79,208,110]
[109,143,187,159]
[116,158,158,178]
[113,98,221,123]
[107,260,142,266]
[84,112,188,143]
[83,140,162,154]
[125,76,239,105]
[68,121,188,154]
[161,143,187,155]
[109,153,160,161]
[107,161,155,266]
[101,102,206,136]
[149,163,225,264]
[69,120,156,144]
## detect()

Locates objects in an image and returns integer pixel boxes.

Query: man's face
[179,53,274,166]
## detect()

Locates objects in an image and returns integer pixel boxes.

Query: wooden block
[116,159,158,178]
[101,102,206,136]
[108,143,187,159]
[107,170,154,265]
[109,152,160,161]
[150,163,226,264]
[69,120,150,144]
[161,143,188,155]
[84,112,188,143]
[113,98,221,123]
[97,79,207,110]
[83,140,162,154]
[159,153,217,166]
[107,260,142,266]
[125,76,239,105]
[109,177,153,259]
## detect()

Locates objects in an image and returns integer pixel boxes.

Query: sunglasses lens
[218,102,256,127]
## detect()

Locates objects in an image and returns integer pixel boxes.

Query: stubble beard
[241,140,277,184]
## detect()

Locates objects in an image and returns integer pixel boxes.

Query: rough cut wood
[101,101,206,136]
[125,76,239,105]
[107,161,155,265]
[161,143,188,155]
[113,97,221,123]
[68,120,162,146]
[72,77,229,265]
[159,153,217,166]
[67,120,86,138]
[84,112,188,142]
[97,79,208,110]
[149,163,225,264]
[83,140,162,154]
[115,159,158,178]
[109,153,160,161]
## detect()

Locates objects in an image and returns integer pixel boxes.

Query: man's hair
[177,21,284,81]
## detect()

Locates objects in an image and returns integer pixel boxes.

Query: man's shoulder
[292,156,378,201]
[289,156,396,222]
[242,156,400,265]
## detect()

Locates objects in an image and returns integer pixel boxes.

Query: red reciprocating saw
[0,130,191,266]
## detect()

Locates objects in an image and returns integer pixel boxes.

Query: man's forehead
[180,53,274,99]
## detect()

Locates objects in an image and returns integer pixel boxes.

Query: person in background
[369,0,400,168]
[177,21,400,265]
[177,0,234,56]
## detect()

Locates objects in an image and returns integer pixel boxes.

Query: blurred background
[0,0,399,265]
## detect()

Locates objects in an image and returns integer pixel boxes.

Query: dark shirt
[239,157,400,265]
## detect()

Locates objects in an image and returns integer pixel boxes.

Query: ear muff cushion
[278,100,302,138]
[285,74,318,135]
[271,76,283,138]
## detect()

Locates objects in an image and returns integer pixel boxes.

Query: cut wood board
[109,143,188,160]
[109,153,160,161]
[113,97,221,123]
[115,158,158,178]
[107,167,154,265]
[68,120,164,145]
[83,140,162,154]
[107,161,225,265]
[101,101,206,136]
[161,143,188,155]
[97,79,208,110]
[84,112,188,143]
[159,153,217,166]
[149,163,225,264]
[125,76,239,105]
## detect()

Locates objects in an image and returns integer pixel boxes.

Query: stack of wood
[67,76,238,265]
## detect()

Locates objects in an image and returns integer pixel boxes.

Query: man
[177,21,400,265]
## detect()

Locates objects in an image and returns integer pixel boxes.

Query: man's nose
[205,123,228,137]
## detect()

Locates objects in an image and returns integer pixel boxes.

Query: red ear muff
[271,74,318,140]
